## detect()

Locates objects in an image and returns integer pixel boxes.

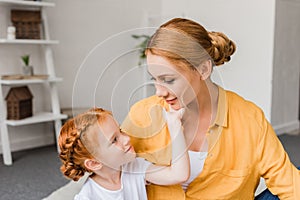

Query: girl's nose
[155,83,168,97]
[120,133,131,148]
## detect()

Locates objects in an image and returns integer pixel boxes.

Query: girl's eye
[112,137,117,143]
[150,77,156,81]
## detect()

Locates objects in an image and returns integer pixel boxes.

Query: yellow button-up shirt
[121,86,300,200]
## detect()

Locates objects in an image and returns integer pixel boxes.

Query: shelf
[0,0,55,7]
[0,0,64,165]
[0,39,59,44]
[0,77,63,85]
[5,112,67,126]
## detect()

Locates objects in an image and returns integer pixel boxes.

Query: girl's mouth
[125,145,134,153]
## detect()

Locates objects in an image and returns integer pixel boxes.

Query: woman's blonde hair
[58,107,112,181]
[146,18,236,69]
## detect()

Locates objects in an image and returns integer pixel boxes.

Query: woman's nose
[155,83,168,97]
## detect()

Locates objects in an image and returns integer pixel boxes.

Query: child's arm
[145,108,190,185]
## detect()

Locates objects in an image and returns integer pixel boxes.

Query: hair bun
[208,31,236,66]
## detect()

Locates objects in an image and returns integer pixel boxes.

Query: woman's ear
[84,159,103,171]
[199,60,212,80]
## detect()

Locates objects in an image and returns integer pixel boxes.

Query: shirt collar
[213,86,228,128]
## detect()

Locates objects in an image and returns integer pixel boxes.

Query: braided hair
[58,107,111,181]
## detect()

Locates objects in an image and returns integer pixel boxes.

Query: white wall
[271,0,300,134]
[0,0,161,153]
[1,0,298,154]
[48,0,161,122]
[161,0,276,120]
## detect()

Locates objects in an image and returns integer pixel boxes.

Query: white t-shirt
[74,158,151,200]
[181,151,208,191]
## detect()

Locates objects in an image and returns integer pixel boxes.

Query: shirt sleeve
[136,157,152,177]
[125,157,152,178]
[74,194,90,200]
[257,117,300,199]
[121,99,172,165]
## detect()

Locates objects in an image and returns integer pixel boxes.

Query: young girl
[59,107,189,200]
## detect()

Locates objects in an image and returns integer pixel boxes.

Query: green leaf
[131,34,151,66]
[21,55,30,66]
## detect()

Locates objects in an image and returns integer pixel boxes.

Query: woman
[121,18,300,199]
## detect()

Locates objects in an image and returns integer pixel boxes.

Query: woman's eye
[150,76,175,84]
[163,78,175,84]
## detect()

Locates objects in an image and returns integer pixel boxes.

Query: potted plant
[21,54,33,76]
[132,34,151,66]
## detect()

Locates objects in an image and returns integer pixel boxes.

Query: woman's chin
[170,104,182,110]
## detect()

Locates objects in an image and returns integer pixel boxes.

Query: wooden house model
[5,86,33,120]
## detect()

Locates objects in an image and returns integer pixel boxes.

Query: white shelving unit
[5,112,66,126]
[0,39,59,44]
[0,77,63,85]
[0,0,67,165]
[0,0,55,7]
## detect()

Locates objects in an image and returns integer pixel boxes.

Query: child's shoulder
[74,178,94,200]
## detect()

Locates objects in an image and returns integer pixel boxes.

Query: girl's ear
[199,60,212,80]
[84,159,103,171]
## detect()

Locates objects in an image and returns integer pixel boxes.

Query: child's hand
[145,107,189,185]
[163,107,185,136]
